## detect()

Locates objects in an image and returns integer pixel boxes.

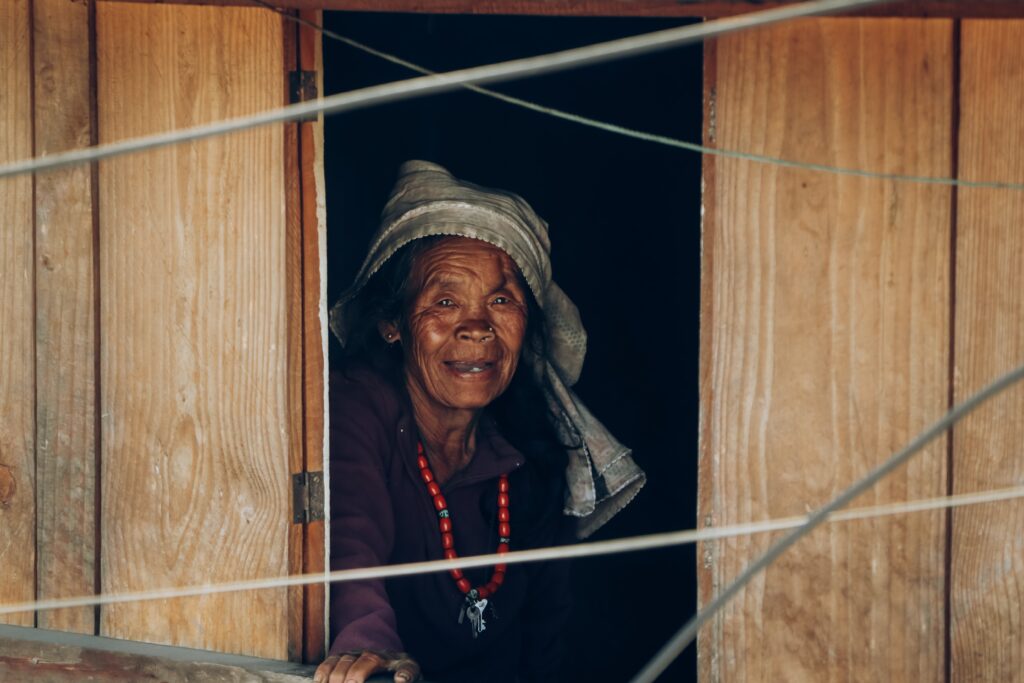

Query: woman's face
[393,237,529,417]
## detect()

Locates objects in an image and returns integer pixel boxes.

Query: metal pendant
[457,597,488,638]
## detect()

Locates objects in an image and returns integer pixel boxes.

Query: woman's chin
[432,377,509,411]
[444,388,503,411]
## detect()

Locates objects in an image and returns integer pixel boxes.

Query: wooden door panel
[699,18,953,681]
[96,3,291,658]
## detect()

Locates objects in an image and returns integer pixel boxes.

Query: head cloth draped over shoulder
[330,160,645,538]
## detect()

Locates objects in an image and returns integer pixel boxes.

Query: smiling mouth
[445,361,495,374]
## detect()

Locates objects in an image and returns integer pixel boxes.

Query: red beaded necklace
[416,442,509,636]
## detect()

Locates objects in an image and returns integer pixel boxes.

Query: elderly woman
[316,161,644,683]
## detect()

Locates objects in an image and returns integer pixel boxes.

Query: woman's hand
[313,650,421,683]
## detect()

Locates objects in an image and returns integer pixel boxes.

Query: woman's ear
[378,320,401,344]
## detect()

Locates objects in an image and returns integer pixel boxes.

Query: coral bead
[495,563,507,574]
[477,586,491,599]
[439,518,452,533]
[449,568,464,581]
[417,455,429,469]
[456,578,472,594]
[498,477,509,493]
[427,481,441,497]
[485,581,499,595]
[499,522,510,538]
[497,508,510,522]
[497,493,509,507]
[444,548,457,560]
[421,469,434,484]
[491,572,504,586]
[433,495,447,511]
[441,532,454,549]
[497,543,509,554]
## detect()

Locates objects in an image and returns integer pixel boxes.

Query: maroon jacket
[328,364,572,683]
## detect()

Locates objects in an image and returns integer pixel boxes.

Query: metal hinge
[289,70,318,122]
[292,471,324,524]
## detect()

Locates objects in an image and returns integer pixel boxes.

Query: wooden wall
[0,0,325,662]
[700,17,1024,682]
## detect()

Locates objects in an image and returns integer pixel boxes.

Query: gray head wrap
[330,160,645,538]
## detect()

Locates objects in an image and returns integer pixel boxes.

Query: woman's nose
[457,319,495,343]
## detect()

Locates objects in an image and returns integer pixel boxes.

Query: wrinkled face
[392,237,529,416]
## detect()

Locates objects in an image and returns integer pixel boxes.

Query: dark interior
[323,12,702,681]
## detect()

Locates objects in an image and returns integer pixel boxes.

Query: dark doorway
[323,12,701,681]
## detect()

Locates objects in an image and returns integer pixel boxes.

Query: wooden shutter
[95,3,292,658]
[699,18,953,681]
[0,1,326,661]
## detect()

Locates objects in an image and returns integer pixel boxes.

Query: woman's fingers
[324,653,359,683]
[392,661,420,683]
[388,654,421,683]
[315,650,419,683]
[313,655,340,683]
[330,651,385,683]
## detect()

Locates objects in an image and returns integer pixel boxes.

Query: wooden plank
[298,8,328,664]
[952,19,1024,682]
[32,0,98,636]
[0,623,314,676]
[99,0,1024,19]
[0,0,37,629]
[698,18,953,681]
[96,3,291,657]
[0,625,313,682]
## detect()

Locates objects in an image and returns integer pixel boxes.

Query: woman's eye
[437,298,455,307]
[492,296,510,305]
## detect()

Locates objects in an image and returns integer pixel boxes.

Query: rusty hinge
[289,70,318,122]
[292,471,324,524]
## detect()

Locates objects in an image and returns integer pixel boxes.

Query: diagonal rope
[0,0,890,181]
[629,361,1024,683]
[1,471,1022,618]
[254,0,1024,192]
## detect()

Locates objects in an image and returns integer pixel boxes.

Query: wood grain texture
[96,3,291,657]
[33,0,98,635]
[698,19,953,681]
[952,19,1024,683]
[299,9,328,664]
[99,0,1024,19]
[0,0,37,629]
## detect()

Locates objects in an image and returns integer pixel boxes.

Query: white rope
[0,0,888,181]
[630,362,1024,683]
[256,0,1024,193]
[2,482,1023,618]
